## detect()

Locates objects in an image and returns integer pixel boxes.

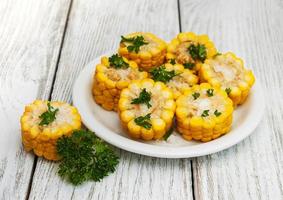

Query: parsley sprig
[207,89,214,97]
[150,65,178,83]
[131,88,152,108]
[134,113,152,129]
[56,130,119,185]
[225,88,231,95]
[188,44,207,62]
[192,92,200,100]
[121,35,148,53]
[169,59,176,65]
[201,110,209,117]
[163,126,174,141]
[214,110,222,117]
[184,62,195,70]
[109,54,129,69]
[39,102,59,126]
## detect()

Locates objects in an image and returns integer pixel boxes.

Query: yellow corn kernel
[20,100,82,161]
[118,32,167,71]
[167,32,217,73]
[199,52,255,105]
[92,55,148,111]
[176,83,234,142]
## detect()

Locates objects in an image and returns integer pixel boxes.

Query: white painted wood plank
[179,0,283,199]
[28,0,194,200]
[0,0,71,199]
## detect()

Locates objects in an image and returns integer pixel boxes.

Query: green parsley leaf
[39,102,59,126]
[169,59,176,65]
[150,65,178,83]
[183,62,195,70]
[163,126,174,141]
[134,113,152,130]
[213,52,222,58]
[214,110,222,117]
[131,88,152,108]
[56,130,119,185]
[192,92,200,100]
[201,110,209,117]
[121,35,148,53]
[225,88,231,95]
[109,54,129,69]
[188,44,207,62]
[207,89,214,97]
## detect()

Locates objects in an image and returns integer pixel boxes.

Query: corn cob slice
[199,52,255,106]
[149,62,199,99]
[20,100,81,160]
[118,79,176,140]
[176,83,233,142]
[118,32,167,72]
[166,32,217,73]
[92,54,148,111]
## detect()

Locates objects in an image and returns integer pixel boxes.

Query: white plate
[72,55,265,158]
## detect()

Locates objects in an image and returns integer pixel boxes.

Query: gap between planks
[24,0,74,199]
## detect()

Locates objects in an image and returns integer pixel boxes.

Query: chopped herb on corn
[176,83,233,142]
[119,32,167,72]
[92,55,148,111]
[150,63,199,99]
[199,52,255,106]
[167,32,217,73]
[20,100,81,160]
[118,79,176,140]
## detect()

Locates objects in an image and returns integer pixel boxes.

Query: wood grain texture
[179,0,283,199]
[28,0,194,200]
[0,0,71,199]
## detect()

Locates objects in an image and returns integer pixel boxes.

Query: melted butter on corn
[175,83,233,142]
[118,79,176,140]
[200,52,255,105]
[20,100,81,160]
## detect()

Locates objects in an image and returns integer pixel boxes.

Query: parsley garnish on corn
[166,32,217,73]
[121,35,148,53]
[131,88,152,108]
[92,55,148,111]
[119,32,167,72]
[199,52,255,106]
[20,100,81,160]
[39,102,59,126]
[118,79,176,140]
[150,63,199,99]
[176,83,233,142]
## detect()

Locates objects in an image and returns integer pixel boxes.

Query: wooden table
[0,0,282,199]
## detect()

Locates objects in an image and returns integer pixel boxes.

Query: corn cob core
[92,56,148,111]
[161,63,199,99]
[166,32,217,73]
[199,52,255,106]
[176,83,233,142]
[20,100,81,160]
[118,32,167,72]
[118,79,176,140]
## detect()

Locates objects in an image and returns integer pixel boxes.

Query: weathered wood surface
[28,0,194,200]
[0,0,71,199]
[1,0,283,199]
[179,0,283,199]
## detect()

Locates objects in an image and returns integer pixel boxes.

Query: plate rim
[72,55,265,158]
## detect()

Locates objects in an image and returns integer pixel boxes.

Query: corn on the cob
[150,62,199,99]
[20,100,81,160]
[118,79,176,140]
[118,32,167,72]
[92,54,148,111]
[176,83,233,142]
[199,52,255,106]
[166,32,217,73]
